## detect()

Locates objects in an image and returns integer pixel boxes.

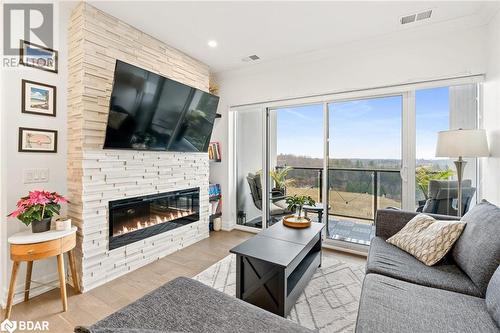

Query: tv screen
[103,61,219,152]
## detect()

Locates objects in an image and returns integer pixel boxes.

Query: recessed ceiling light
[208,40,217,48]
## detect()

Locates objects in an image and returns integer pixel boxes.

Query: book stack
[209,184,221,198]
[208,142,221,161]
[209,183,222,231]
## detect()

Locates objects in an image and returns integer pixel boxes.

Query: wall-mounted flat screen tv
[103,60,219,152]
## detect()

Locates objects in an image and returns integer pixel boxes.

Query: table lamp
[436,129,489,217]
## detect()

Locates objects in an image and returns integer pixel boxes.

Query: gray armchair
[246,173,292,218]
[418,179,475,216]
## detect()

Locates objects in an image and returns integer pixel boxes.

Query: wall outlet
[23,169,49,184]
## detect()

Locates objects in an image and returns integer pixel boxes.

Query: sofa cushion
[452,200,500,295]
[367,236,481,296]
[356,274,499,333]
[486,266,500,328]
[74,277,312,333]
[387,214,465,266]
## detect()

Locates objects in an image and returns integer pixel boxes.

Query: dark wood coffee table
[230,222,324,317]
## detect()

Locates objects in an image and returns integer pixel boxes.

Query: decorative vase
[213,217,222,231]
[31,217,51,233]
[295,207,304,218]
[55,218,72,231]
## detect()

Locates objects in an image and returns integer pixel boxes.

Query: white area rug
[194,253,365,333]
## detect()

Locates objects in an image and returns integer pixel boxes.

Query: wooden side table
[5,226,80,320]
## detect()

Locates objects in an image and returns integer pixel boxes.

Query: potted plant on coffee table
[8,190,69,233]
[283,195,315,228]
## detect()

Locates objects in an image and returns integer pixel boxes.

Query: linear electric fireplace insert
[109,188,200,250]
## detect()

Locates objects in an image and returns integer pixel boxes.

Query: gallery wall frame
[21,79,57,117]
[18,127,58,153]
[19,40,58,73]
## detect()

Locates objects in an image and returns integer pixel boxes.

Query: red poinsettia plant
[8,190,69,226]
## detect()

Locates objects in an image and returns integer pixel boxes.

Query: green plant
[8,190,68,226]
[286,195,315,218]
[256,167,295,191]
[270,166,296,191]
[416,166,454,199]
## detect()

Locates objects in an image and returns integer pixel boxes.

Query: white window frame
[229,75,484,252]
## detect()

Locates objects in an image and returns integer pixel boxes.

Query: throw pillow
[387,214,465,266]
[452,200,500,296]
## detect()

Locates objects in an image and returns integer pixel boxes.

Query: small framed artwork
[18,127,58,153]
[19,40,58,73]
[22,80,56,117]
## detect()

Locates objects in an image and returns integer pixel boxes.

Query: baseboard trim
[233,225,260,234]
[322,239,369,257]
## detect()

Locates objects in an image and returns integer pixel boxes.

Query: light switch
[23,169,49,184]
[23,170,34,183]
[39,169,49,181]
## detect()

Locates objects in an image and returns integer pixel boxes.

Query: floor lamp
[436,129,489,217]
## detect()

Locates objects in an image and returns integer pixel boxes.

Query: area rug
[194,253,365,333]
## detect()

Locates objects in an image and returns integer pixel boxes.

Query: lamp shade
[436,129,489,158]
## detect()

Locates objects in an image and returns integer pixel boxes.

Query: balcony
[276,166,402,245]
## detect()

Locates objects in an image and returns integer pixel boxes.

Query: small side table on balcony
[5,226,80,320]
[303,203,328,223]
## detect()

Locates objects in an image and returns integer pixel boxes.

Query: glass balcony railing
[276,166,402,223]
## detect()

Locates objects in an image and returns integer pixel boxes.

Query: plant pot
[283,215,311,228]
[31,217,51,233]
[55,218,72,231]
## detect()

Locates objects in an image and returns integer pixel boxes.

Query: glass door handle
[400,166,408,183]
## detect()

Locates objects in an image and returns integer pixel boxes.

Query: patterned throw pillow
[386,214,465,266]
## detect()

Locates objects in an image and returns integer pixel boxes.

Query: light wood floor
[1,230,366,332]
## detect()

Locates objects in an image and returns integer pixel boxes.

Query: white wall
[482,10,500,206]
[0,1,76,307]
[213,17,490,229]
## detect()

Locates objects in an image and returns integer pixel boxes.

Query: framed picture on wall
[22,80,56,116]
[18,127,58,153]
[19,40,58,73]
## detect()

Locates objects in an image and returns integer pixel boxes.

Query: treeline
[277,154,450,200]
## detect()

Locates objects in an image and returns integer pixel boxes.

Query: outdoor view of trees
[276,154,453,221]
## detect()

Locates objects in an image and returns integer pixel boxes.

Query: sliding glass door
[267,104,324,226]
[231,80,480,248]
[234,107,265,229]
[415,84,478,216]
[327,95,403,245]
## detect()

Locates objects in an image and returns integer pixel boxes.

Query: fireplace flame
[114,209,194,236]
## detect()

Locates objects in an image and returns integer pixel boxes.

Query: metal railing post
[318,169,323,202]
[373,171,378,220]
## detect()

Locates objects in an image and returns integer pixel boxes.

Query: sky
[276,87,450,160]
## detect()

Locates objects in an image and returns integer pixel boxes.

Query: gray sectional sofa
[356,200,500,333]
[75,276,313,333]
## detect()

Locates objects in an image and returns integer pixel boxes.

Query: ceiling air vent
[416,10,432,21]
[400,9,432,25]
[242,54,261,62]
[400,14,416,25]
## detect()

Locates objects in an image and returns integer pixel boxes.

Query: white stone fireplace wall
[68,3,211,291]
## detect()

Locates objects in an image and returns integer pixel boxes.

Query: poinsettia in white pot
[8,190,69,233]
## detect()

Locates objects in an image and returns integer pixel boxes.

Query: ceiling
[90,1,499,73]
